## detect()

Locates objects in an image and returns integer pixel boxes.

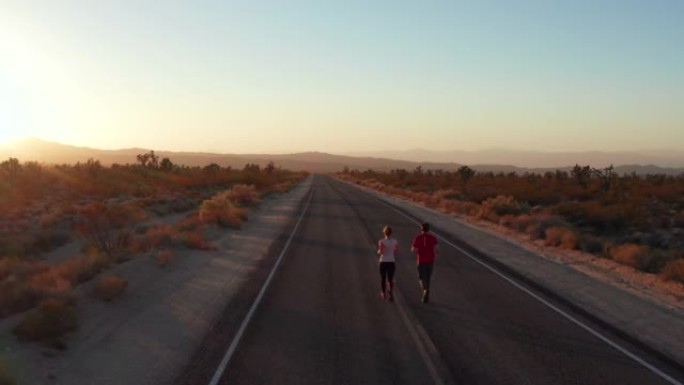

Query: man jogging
[411,222,438,303]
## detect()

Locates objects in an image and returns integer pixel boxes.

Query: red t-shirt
[412,233,438,264]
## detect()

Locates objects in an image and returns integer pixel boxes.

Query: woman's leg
[387,262,396,301]
[379,263,388,296]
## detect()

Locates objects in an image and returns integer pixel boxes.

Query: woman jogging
[377,225,398,302]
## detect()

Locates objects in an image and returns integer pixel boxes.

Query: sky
[1,0,683,154]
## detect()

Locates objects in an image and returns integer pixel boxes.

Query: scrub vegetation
[339,165,684,284]
[0,154,306,345]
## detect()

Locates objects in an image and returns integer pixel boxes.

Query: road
[177,175,683,385]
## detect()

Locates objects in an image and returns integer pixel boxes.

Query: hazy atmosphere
[1,1,683,154]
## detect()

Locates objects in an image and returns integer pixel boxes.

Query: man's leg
[423,264,433,303]
[417,264,429,302]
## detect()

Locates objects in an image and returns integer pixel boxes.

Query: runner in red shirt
[411,222,439,303]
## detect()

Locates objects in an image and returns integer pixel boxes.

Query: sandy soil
[0,177,312,385]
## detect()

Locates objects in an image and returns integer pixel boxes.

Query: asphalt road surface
[177,175,683,385]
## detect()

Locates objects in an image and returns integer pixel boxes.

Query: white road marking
[376,197,684,385]
[393,290,447,385]
[208,188,314,385]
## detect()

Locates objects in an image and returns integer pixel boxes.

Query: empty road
[177,175,683,385]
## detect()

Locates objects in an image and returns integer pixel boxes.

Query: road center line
[208,187,314,385]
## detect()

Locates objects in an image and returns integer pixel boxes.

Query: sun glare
[0,17,87,148]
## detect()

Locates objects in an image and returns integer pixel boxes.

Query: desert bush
[145,225,177,249]
[477,195,528,222]
[638,249,676,274]
[524,215,568,240]
[504,214,533,233]
[76,202,144,255]
[227,184,260,206]
[608,243,644,267]
[54,252,111,285]
[199,195,247,228]
[661,259,684,284]
[181,230,214,250]
[12,298,77,347]
[0,258,44,317]
[544,227,578,250]
[0,278,38,318]
[27,270,74,303]
[154,250,172,267]
[92,275,127,301]
[577,234,605,255]
[176,213,202,232]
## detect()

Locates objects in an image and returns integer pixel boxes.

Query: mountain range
[1,138,683,176]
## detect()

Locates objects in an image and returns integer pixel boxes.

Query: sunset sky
[1,1,683,154]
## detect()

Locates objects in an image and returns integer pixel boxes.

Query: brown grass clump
[227,184,260,206]
[544,227,578,250]
[12,298,77,348]
[92,275,127,301]
[199,194,247,228]
[145,225,177,249]
[181,230,214,250]
[154,250,173,267]
[477,195,527,222]
[176,214,202,232]
[661,259,684,284]
[55,252,111,285]
[607,243,667,272]
[577,234,605,255]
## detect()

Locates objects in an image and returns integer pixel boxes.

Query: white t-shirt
[378,238,398,262]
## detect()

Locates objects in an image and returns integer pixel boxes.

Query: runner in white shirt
[377,225,398,302]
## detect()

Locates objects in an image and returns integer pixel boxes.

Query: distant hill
[1,138,683,175]
[346,148,684,169]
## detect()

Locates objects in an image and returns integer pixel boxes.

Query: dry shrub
[452,201,480,216]
[92,275,127,301]
[37,208,63,229]
[12,298,77,347]
[227,184,260,206]
[524,215,567,240]
[76,202,143,255]
[199,195,247,228]
[544,227,578,250]
[506,214,533,233]
[145,225,176,249]
[577,234,605,255]
[154,250,172,267]
[0,258,43,317]
[27,271,73,303]
[662,259,684,283]
[636,249,675,274]
[181,230,214,250]
[609,243,644,267]
[477,195,527,222]
[54,253,111,285]
[176,213,202,232]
